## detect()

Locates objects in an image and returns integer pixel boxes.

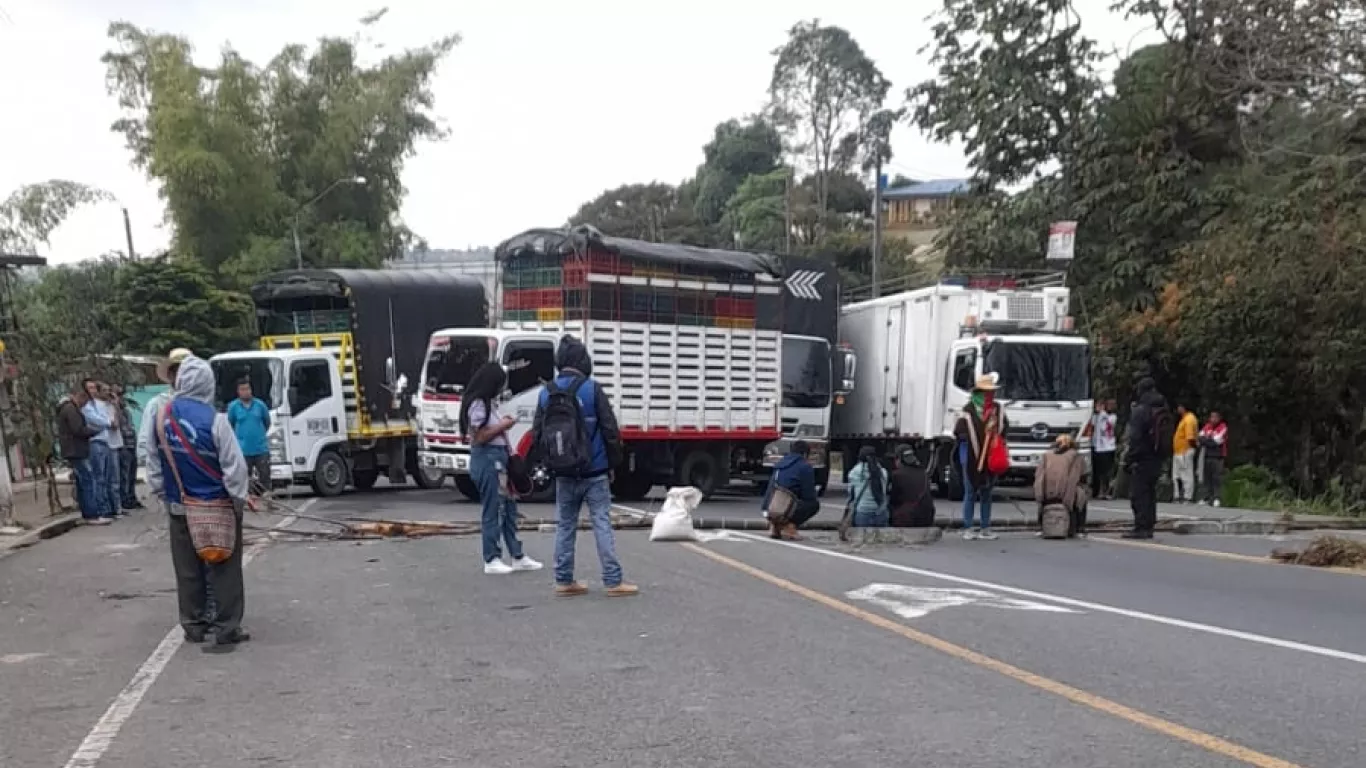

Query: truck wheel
[612,470,653,502]
[352,469,379,491]
[311,451,348,498]
[454,475,480,502]
[413,467,445,490]
[814,466,830,497]
[678,449,721,499]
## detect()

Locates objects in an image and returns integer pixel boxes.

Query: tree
[109,258,254,357]
[0,181,113,255]
[567,183,704,243]
[692,118,784,228]
[769,20,890,217]
[101,12,458,280]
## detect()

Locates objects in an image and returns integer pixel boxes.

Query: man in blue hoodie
[761,440,820,539]
[533,335,637,598]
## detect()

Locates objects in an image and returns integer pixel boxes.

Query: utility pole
[783,168,793,254]
[871,160,884,298]
[121,207,136,260]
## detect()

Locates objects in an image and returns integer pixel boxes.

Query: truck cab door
[500,336,558,452]
[283,356,346,471]
[944,341,979,429]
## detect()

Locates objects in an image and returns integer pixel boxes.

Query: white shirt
[1091,412,1118,453]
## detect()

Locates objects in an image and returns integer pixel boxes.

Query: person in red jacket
[1198,411,1229,507]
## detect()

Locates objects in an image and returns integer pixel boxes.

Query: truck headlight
[793,423,825,438]
[268,428,286,463]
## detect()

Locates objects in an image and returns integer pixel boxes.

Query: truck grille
[1005,424,1074,444]
[781,417,798,436]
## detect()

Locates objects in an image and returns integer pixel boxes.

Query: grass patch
[1221,465,1363,518]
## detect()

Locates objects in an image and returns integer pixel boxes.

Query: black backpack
[537,377,594,475]
[1151,404,1176,460]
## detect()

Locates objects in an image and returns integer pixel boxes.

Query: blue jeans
[553,474,622,587]
[87,441,120,518]
[471,444,524,564]
[71,457,101,520]
[962,471,994,529]
[119,447,138,508]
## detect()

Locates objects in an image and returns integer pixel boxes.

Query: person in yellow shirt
[1171,404,1200,502]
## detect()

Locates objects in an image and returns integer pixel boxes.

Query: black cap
[791,440,810,457]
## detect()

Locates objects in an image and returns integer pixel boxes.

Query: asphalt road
[3,484,1364,768]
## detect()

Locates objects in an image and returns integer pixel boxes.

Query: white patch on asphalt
[60,499,313,768]
[694,530,749,544]
[731,531,1366,667]
[611,503,652,519]
[1,652,49,664]
[846,583,1081,620]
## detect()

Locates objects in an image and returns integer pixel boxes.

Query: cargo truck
[831,277,1092,499]
[415,226,853,501]
[209,268,488,497]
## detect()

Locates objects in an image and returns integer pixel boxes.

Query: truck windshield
[983,341,1090,402]
[423,337,494,396]
[782,337,832,408]
[210,357,286,410]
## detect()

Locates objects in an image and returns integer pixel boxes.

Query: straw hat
[156,348,194,385]
[973,373,998,391]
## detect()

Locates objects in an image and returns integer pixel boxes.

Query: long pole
[784,168,793,254]
[292,220,303,270]
[121,208,136,261]
[872,159,883,298]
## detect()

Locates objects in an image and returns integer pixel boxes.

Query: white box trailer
[832,283,1092,497]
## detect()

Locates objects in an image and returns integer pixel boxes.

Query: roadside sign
[1046,221,1077,261]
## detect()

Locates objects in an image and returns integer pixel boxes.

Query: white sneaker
[87,518,113,526]
[962,528,979,541]
[1197,500,1208,506]
[483,559,514,575]
[1212,500,1221,508]
[978,529,999,541]
[511,556,543,572]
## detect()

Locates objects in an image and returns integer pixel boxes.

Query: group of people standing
[56,379,147,524]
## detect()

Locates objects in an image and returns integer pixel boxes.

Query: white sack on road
[650,486,703,542]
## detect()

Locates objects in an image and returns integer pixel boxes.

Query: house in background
[881,177,970,240]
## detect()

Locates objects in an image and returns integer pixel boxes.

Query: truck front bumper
[418,450,470,475]
[762,438,828,470]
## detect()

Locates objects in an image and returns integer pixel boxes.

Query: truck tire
[412,467,445,490]
[352,468,379,491]
[454,475,480,502]
[612,469,654,502]
[814,466,830,497]
[678,449,721,499]
[311,450,348,498]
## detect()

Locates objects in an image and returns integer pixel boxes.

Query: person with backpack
[460,362,542,576]
[532,335,637,598]
[1123,377,1172,539]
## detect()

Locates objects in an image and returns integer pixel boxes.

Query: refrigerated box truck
[831,281,1092,499]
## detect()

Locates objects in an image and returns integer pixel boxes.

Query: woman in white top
[460,362,542,575]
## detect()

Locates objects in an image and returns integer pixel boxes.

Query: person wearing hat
[1034,433,1088,537]
[953,373,1008,540]
[888,446,935,528]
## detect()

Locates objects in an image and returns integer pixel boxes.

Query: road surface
[2,484,1363,768]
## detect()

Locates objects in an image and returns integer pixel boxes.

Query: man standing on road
[81,379,121,521]
[1199,411,1229,507]
[1172,403,1199,503]
[1085,400,1118,500]
[114,385,144,511]
[533,335,637,598]
[761,440,820,539]
[146,356,254,653]
[1124,378,1172,539]
[57,383,105,524]
[228,378,272,495]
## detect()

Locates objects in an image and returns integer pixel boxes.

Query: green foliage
[101,13,458,279]
[110,258,254,357]
[0,181,114,255]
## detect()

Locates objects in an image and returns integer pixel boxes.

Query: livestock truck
[831,277,1092,499]
[209,268,488,497]
[414,225,853,501]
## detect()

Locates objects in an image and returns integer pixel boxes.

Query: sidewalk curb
[0,513,81,557]
[1172,519,1366,535]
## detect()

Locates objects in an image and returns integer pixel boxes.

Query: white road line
[61,499,314,768]
[726,530,1366,666]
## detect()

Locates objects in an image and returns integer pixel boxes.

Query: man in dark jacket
[56,384,106,524]
[114,385,143,511]
[1124,377,1168,539]
[533,335,636,598]
[888,446,936,528]
[761,440,820,538]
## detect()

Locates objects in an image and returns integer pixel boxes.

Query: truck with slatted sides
[415,226,853,500]
[208,269,488,496]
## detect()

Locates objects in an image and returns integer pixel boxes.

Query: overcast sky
[0,0,1157,264]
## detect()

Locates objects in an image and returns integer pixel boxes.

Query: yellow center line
[1091,536,1366,577]
[681,542,1304,768]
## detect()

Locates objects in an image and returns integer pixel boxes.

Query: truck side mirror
[834,347,857,395]
[385,356,397,388]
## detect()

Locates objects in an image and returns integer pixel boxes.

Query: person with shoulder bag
[954,374,1009,540]
[840,446,889,539]
[761,440,820,539]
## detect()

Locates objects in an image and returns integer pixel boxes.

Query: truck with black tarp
[209,268,488,496]
[414,225,854,500]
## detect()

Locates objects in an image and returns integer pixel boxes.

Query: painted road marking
[1092,535,1366,578]
[846,583,1081,620]
[61,499,312,768]
[682,543,1303,768]
[726,531,1366,666]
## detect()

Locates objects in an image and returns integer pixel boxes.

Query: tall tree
[568,183,705,243]
[692,118,784,228]
[768,20,890,217]
[101,11,458,280]
[0,181,113,255]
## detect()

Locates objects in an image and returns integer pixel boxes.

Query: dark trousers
[790,498,821,528]
[1091,451,1115,498]
[169,510,243,637]
[245,454,271,495]
[1203,456,1225,504]
[1129,459,1161,533]
[119,448,138,508]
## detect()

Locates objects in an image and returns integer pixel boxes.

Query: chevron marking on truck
[785,270,824,300]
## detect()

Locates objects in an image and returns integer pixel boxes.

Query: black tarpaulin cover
[495,225,783,276]
[251,269,489,420]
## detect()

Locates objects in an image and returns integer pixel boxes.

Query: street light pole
[291,175,366,270]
